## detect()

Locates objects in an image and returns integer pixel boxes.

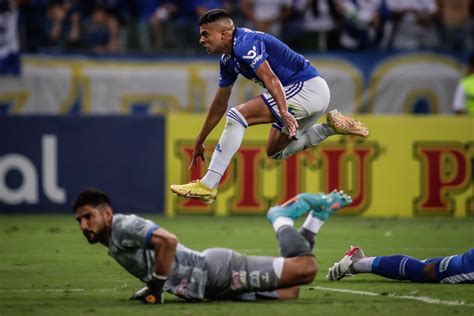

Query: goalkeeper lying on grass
[73,187,352,303]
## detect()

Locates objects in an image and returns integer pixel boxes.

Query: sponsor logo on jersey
[231,271,241,289]
[243,46,257,60]
[249,270,261,288]
[239,271,247,286]
[122,239,138,248]
[241,46,263,68]
[174,278,190,297]
[221,54,231,65]
[231,270,247,289]
[439,255,455,272]
[250,54,263,68]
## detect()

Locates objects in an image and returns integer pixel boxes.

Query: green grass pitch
[1,215,473,316]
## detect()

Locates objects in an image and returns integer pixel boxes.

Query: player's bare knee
[299,257,317,284]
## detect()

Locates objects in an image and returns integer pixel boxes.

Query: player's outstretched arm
[189,85,233,169]
[150,227,178,280]
[132,227,178,304]
[256,61,298,138]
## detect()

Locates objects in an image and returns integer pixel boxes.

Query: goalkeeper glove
[130,273,167,304]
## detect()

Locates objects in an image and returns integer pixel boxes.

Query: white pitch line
[0,284,128,293]
[0,288,85,293]
[308,286,474,307]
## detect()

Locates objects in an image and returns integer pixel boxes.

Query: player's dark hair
[73,188,111,212]
[199,9,231,26]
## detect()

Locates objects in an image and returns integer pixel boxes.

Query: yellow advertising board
[166,114,473,217]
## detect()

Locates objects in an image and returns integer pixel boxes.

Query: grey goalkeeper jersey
[107,214,207,301]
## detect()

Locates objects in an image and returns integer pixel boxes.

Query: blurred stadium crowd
[7,0,474,55]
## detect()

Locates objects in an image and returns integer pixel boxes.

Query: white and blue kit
[219,27,330,137]
[422,248,474,283]
[218,28,318,88]
[108,214,284,302]
[371,248,474,284]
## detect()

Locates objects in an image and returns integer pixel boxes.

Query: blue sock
[372,255,427,283]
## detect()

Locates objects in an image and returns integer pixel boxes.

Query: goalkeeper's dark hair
[199,9,232,26]
[73,188,111,212]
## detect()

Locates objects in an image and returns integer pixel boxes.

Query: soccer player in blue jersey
[74,188,352,303]
[170,9,369,204]
[327,246,474,284]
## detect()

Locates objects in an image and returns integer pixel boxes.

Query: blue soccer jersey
[424,248,474,284]
[219,28,319,88]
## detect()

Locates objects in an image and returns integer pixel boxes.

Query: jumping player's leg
[265,77,369,160]
[200,97,275,189]
[266,117,335,159]
[267,110,369,161]
[170,96,274,203]
[264,77,331,159]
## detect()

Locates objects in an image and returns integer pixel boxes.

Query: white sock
[351,257,375,273]
[311,122,335,141]
[202,108,248,189]
[272,217,294,233]
[201,170,221,189]
[301,212,325,234]
[270,123,335,160]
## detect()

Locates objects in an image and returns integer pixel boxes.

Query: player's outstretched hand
[281,112,298,139]
[189,142,206,169]
[130,286,164,304]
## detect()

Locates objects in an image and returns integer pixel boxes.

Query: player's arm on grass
[190,85,233,169]
[255,60,298,138]
[131,227,178,304]
[149,227,178,279]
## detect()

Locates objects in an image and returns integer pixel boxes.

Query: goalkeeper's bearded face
[75,205,109,244]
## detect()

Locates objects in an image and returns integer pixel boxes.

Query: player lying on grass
[73,188,352,303]
[170,9,369,205]
[327,246,474,284]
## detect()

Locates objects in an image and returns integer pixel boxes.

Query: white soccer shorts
[260,76,330,138]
